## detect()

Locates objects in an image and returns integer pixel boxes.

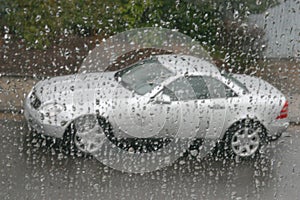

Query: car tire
[63,115,108,157]
[222,119,267,160]
[26,125,60,152]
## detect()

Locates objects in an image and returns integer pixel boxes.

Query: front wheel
[63,115,106,156]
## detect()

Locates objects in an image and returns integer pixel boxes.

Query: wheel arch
[220,116,268,141]
[62,113,110,139]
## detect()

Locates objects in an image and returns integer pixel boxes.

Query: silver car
[24,54,289,158]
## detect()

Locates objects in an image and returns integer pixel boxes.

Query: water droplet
[256,0,262,5]
[35,15,41,22]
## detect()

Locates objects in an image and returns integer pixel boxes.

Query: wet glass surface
[0,0,299,199]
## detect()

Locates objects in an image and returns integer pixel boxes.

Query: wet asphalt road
[0,118,300,200]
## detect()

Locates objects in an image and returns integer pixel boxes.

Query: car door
[130,76,198,139]
[148,88,181,138]
[183,76,211,139]
[109,58,176,139]
[111,85,179,139]
[159,76,209,139]
[129,94,175,138]
[203,76,227,139]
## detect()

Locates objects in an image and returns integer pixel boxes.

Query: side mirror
[154,93,171,104]
[117,76,122,82]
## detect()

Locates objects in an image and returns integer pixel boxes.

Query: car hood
[33,72,133,103]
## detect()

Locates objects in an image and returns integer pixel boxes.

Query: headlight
[29,91,41,109]
[39,103,63,117]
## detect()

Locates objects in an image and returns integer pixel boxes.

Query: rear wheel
[223,119,267,159]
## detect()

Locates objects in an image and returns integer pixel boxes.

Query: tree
[2,0,278,73]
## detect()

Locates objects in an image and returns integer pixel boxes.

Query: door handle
[209,104,225,110]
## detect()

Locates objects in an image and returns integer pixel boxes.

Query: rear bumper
[266,118,289,139]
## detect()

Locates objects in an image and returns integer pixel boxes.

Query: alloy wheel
[230,127,260,157]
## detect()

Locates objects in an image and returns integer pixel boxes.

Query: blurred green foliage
[2,0,115,48]
[1,0,278,70]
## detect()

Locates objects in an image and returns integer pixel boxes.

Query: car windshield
[115,58,174,95]
[222,72,249,93]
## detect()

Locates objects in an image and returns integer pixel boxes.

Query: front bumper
[24,95,66,139]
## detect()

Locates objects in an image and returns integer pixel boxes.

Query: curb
[0,73,45,79]
[0,108,22,114]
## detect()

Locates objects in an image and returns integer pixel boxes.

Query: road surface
[0,115,300,200]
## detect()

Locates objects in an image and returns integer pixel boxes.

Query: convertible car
[24,54,289,158]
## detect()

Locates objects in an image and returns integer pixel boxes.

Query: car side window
[203,76,227,98]
[163,77,196,101]
[162,76,210,101]
[186,76,210,99]
[161,87,178,101]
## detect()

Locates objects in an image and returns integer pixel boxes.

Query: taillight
[276,101,288,119]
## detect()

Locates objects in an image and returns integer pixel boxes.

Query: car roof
[156,54,221,78]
